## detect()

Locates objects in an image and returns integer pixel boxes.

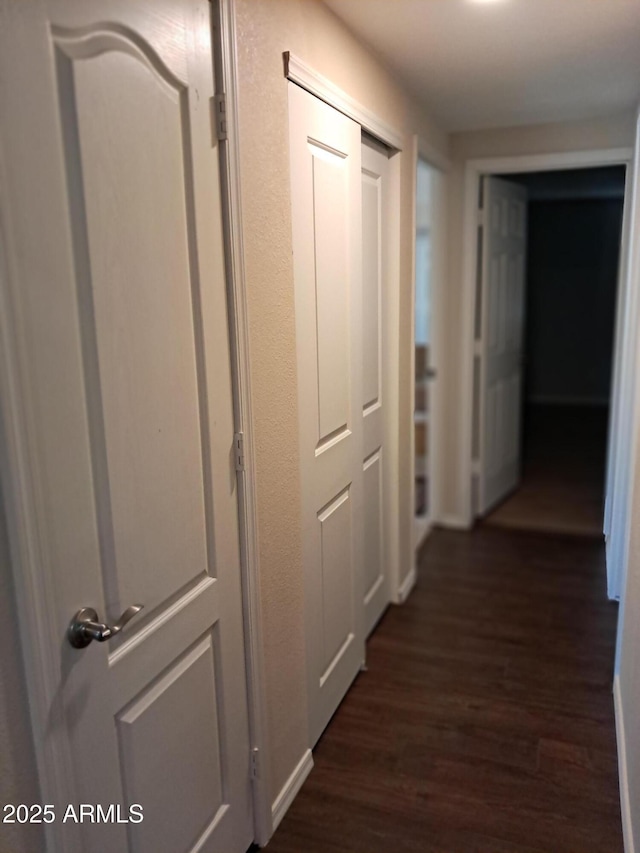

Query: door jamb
[411,137,450,557]
[460,148,634,531]
[214,0,272,844]
[603,120,640,608]
[283,53,405,605]
[614,111,640,670]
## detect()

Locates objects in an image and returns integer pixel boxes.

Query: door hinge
[250,747,260,780]
[477,208,485,227]
[213,93,228,141]
[234,431,245,472]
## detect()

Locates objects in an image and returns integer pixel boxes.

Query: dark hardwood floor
[266,527,623,853]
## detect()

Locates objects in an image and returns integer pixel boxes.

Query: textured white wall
[233,0,449,804]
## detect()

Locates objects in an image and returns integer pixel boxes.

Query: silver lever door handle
[68,604,144,649]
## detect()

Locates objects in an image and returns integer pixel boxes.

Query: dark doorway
[484,166,626,536]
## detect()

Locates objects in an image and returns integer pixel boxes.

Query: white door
[361,137,391,634]
[288,83,365,746]
[0,3,253,852]
[479,177,528,514]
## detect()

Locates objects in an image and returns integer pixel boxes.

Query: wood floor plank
[265,527,623,853]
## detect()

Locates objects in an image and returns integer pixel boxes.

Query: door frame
[283,53,404,604]
[0,0,272,849]
[215,0,271,843]
[410,137,450,554]
[459,147,634,535]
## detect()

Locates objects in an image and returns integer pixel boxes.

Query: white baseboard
[614,675,636,853]
[271,748,314,833]
[439,513,472,531]
[396,567,417,604]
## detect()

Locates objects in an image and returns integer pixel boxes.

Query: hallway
[267,527,622,853]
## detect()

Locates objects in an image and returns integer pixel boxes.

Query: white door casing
[288,82,365,747]
[478,177,528,515]
[606,144,638,602]
[461,151,632,529]
[0,2,252,852]
[361,137,392,634]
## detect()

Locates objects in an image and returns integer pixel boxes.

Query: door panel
[479,177,528,514]
[60,32,211,614]
[362,178,381,410]
[117,636,224,853]
[288,82,365,746]
[361,139,391,634]
[363,450,384,606]
[311,148,351,443]
[318,488,354,675]
[0,3,252,852]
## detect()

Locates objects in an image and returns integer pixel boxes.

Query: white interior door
[0,2,252,852]
[288,83,365,746]
[361,137,391,634]
[479,176,528,514]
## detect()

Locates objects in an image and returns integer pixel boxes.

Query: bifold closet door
[288,82,365,746]
[361,138,392,634]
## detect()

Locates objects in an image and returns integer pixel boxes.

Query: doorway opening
[414,160,434,533]
[413,155,444,553]
[473,166,626,538]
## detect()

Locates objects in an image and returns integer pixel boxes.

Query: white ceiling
[322,0,640,132]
